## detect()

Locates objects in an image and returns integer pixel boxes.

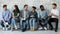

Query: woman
[11,5,20,31]
[29,6,38,31]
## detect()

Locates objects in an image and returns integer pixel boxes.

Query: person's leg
[11,18,17,30]
[48,18,53,30]
[25,20,29,30]
[44,19,47,27]
[0,20,5,27]
[39,20,43,27]
[38,20,43,30]
[11,18,16,27]
[55,19,58,32]
[29,18,33,31]
[44,19,48,30]
[0,20,5,30]
[32,18,36,30]
[20,19,24,30]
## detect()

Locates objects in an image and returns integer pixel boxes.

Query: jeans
[0,20,11,27]
[20,19,28,29]
[11,18,19,27]
[29,18,36,28]
[39,19,47,27]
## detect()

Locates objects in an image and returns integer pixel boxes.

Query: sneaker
[11,27,13,31]
[15,25,18,30]
[44,27,47,30]
[3,27,5,30]
[6,28,8,30]
[38,27,43,30]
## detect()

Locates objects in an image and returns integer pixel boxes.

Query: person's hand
[39,19,43,21]
[30,15,34,17]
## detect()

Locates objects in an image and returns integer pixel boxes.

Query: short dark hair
[52,3,57,6]
[3,5,7,8]
[24,4,28,8]
[40,5,44,8]
[32,6,36,9]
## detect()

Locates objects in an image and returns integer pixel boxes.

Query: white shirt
[51,9,59,18]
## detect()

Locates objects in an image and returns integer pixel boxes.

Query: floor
[0,28,60,34]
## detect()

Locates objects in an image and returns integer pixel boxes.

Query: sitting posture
[11,5,20,30]
[48,3,59,32]
[0,5,12,30]
[38,5,48,30]
[20,5,29,32]
[29,6,38,31]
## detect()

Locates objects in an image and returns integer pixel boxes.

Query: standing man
[48,3,59,32]
[20,4,29,32]
[0,5,11,30]
[38,5,48,30]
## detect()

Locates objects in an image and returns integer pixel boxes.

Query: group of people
[0,3,59,32]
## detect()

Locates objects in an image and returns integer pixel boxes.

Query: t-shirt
[51,9,59,18]
[13,10,20,16]
[38,10,48,19]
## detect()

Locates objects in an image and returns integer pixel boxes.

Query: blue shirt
[2,9,11,21]
[38,10,48,19]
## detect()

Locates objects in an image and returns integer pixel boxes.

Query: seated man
[29,6,38,31]
[20,5,29,32]
[38,5,48,30]
[0,5,11,30]
[48,3,59,32]
[11,5,20,30]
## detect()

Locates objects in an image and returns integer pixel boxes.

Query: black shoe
[22,29,25,32]
[55,30,58,32]
[49,27,53,30]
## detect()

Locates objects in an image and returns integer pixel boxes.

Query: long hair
[14,5,20,11]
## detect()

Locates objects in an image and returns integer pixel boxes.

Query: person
[11,5,20,30]
[48,3,59,32]
[29,6,38,31]
[0,5,12,30]
[20,4,29,32]
[38,5,48,30]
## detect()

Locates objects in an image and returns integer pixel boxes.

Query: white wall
[0,0,60,28]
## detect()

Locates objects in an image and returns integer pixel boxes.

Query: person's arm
[12,10,15,18]
[50,10,59,18]
[7,10,12,21]
[8,11,12,19]
[16,11,20,17]
[2,12,5,21]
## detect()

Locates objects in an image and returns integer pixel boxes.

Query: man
[48,3,59,32]
[38,5,48,30]
[29,6,38,31]
[20,4,29,32]
[0,5,11,30]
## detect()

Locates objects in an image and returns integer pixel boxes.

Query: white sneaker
[6,28,8,30]
[38,27,43,30]
[3,27,5,30]
[15,25,17,30]
[11,27,13,31]
[44,27,47,30]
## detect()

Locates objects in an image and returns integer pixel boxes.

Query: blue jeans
[29,18,36,28]
[11,18,19,27]
[0,20,11,27]
[20,19,28,29]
